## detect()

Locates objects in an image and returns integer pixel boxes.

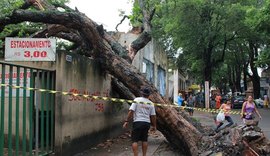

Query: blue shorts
[131,122,150,142]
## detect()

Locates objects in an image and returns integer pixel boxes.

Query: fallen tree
[0,1,201,155]
[1,1,270,156]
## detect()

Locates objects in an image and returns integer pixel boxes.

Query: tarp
[189,84,200,90]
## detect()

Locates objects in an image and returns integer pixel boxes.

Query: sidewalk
[73,131,183,156]
[192,110,217,129]
[73,110,216,156]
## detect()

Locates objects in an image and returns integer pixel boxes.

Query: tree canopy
[128,0,270,97]
[2,0,270,96]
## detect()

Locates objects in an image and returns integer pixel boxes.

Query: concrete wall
[1,52,129,155]
[54,52,129,156]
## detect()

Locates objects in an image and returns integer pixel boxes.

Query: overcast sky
[67,0,132,32]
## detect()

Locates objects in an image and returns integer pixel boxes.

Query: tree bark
[0,9,202,155]
[248,41,261,99]
[99,50,202,155]
[128,0,154,60]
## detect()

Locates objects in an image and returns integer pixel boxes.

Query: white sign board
[5,37,56,61]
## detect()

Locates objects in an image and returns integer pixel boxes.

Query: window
[158,66,166,96]
[142,58,154,83]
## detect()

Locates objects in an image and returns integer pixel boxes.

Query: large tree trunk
[0,8,202,156]
[100,50,202,155]
[1,3,270,156]
[235,66,242,92]
[243,63,248,91]
[248,41,261,99]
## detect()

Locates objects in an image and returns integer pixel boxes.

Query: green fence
[0,62,55,156]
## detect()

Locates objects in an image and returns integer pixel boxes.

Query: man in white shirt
[123,87,156,156]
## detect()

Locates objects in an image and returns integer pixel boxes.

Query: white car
[254,98,264,108]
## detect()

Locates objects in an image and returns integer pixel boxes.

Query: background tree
[149,0,245,91]
[145,0,268,97]
[232,1,270,99]
[254,1,270,68]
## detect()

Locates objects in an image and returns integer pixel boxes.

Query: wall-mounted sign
[5,37,56,61]
[66,55,72,62]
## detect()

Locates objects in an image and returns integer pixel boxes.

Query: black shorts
[131,122,150,142]
[187,107,194,113]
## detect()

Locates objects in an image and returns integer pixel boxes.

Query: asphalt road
[230,108,270,139]
[193,107,270,139]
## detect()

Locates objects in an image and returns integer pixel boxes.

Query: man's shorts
[131,121,150,142]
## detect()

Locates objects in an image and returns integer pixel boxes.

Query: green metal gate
[0,62,55,156]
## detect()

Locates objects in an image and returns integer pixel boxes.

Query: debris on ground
[199,124,270,156]
[74,111,270,156]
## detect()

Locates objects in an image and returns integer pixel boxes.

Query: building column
[173,70,178,103]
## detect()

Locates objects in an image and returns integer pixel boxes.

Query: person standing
[215,93,222,109]
[187,94,195,116]
[215,100,234,132]
[122,87,156,156]
[241,96,262,124]
[177,93,184,109]
[264,94,269,108]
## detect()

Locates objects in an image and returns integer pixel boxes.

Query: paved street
[193,108,270,139]
[230,108,270,139]
[73,109,270,156]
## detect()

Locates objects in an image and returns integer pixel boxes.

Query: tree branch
[127,0,156,61]
[115,15,130,32]
[129,32,151,60]
[212,33,236,65]
[0,9,106,55]
[103,32,132,62]
[32,25,83,44]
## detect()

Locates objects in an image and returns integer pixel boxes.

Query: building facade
[115,32,168,97]
[260,68,270,98]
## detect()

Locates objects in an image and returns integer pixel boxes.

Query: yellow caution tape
[1,83,244,115]
[173,103,243,115]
